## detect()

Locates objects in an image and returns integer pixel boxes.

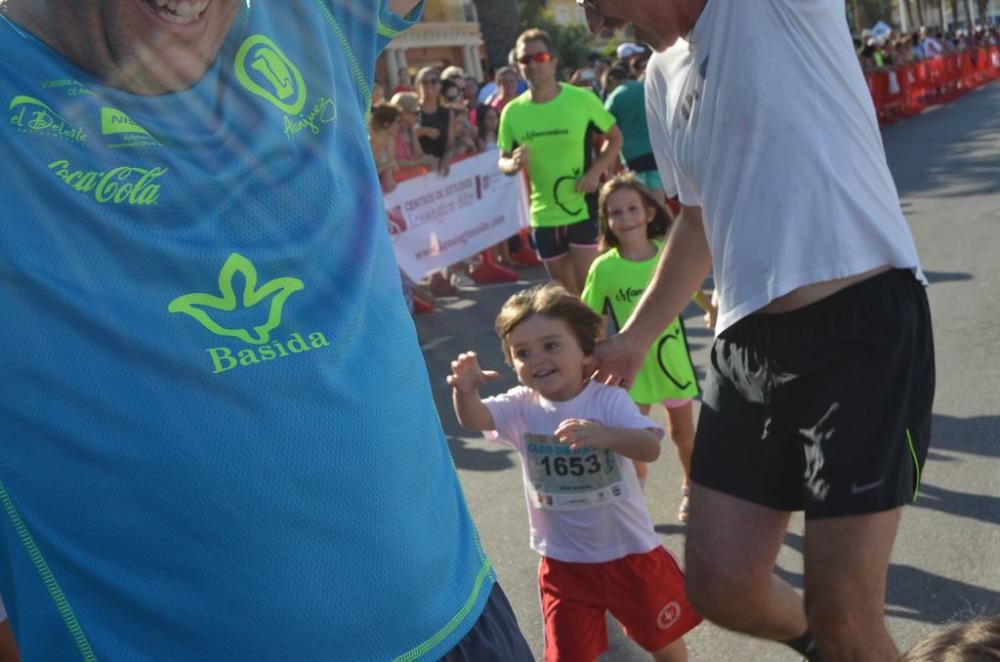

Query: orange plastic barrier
[867,48,1000,125]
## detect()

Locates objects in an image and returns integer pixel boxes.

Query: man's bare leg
[804,508,902,662]
[685,484,808,640]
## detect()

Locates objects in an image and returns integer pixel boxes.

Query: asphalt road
[414,80,1000,661]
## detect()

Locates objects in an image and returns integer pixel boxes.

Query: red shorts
[538,547,702,661]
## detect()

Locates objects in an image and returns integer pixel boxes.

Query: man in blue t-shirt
[0,1,530,659]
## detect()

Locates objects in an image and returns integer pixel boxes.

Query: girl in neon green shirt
[582,173,714,521]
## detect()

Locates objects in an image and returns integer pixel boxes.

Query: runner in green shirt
[498,28,623,295]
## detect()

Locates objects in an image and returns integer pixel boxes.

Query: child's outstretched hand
[554,418,610,451]
[447,352,500,394]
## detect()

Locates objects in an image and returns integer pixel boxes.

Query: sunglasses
[420,78,440,85]
[517,52,553,66]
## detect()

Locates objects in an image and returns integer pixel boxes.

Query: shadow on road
[885,82,1000,199]
[914,482,1000,526]
[445,435,519,472]
[932,413,1000,458]
[924,270,973,284]
[774,530,1000,625]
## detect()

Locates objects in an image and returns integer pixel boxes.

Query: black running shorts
[440,582,534,661]
[691,269,935,519]
[531,217,599,260]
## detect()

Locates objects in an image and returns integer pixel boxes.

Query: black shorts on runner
[691,268,935,519]
[531,217,599,260]
[440,582,534,661]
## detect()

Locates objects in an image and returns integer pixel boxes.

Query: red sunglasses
[517,52,553,66]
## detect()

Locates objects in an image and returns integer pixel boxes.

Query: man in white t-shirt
[578,1,936,661]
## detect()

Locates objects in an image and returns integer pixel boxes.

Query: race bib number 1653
[524,433,626,511]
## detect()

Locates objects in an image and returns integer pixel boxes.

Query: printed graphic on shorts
[234,34,338,142]
[524,433,626,511]
[657,601,682,630]
[9,95,87,143]
[168,254,331,375]
[168,253,304,345]
[101,107,161,149]
[800,403,838,502]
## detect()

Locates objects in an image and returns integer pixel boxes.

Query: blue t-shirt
[0,3,493,660]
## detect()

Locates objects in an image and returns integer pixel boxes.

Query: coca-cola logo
[48,159,167,206]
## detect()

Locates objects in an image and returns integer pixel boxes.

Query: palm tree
[473,0,521,68]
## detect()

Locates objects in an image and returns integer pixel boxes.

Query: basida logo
[168,253,331,374]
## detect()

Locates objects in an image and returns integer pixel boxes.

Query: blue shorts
[531,218,599,261]
[441,582,534,661]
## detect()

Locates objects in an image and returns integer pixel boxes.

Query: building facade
[379,0,485,89]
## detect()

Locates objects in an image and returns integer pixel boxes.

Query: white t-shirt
[483,381,664,563]
[645,0,925,335]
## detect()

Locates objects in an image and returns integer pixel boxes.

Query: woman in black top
[415,66,454,175]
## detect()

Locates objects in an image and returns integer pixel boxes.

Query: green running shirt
[497,83,616,228]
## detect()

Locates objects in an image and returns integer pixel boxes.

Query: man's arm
[592,204,712,386]
[623,204,712,345]
[576,125,623,193]
[388,0,422,18]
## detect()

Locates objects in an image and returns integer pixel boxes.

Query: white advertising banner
[384,151,530,281]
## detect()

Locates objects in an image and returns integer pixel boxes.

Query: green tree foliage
[518,8,595,71]
[473,0,522,68]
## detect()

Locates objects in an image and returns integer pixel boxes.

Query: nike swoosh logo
[850,479,886,495]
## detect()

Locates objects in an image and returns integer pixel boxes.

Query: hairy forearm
[589,129,623,177]
[621,205,712,347]
[453,390,495,431]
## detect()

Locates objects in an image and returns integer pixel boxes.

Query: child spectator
[582,174,713,520]
[448,282,701,661]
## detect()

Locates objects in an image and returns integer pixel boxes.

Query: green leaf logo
[168,253,304,345]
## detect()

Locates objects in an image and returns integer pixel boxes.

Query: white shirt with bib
[484,381,664,563]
